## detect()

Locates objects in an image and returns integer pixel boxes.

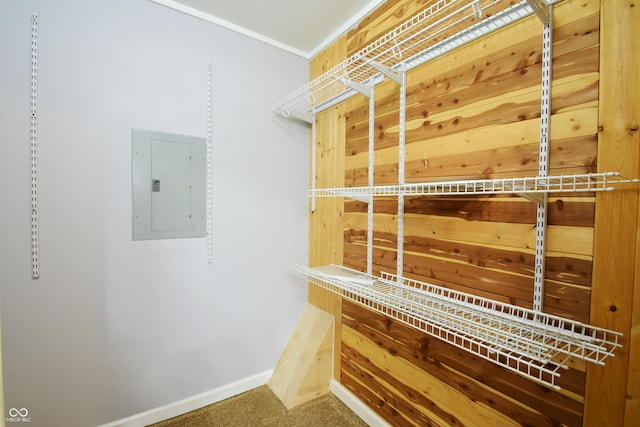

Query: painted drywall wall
[0,1,310,425]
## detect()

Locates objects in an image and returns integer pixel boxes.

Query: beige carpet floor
[149,385,368,426]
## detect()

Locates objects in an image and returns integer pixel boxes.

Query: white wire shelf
[294,263,622,389]
[274,0,542,120]
[311,172,639,202]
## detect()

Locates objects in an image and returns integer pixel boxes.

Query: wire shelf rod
[379,271,621,364]
[293,264,622,386]
[318,278,564,385]
[274,0,541,119]
[310,172,639,200]
[295,263,568,387]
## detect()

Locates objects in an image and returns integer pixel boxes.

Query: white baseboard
[330,379,391,427]
[98,370,273,427]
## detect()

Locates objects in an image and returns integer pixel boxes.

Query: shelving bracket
[526,0,550,24]
[348,194,373,204]
[517,192,545,204]
[367,61,403,85]
[338,77,373,99]
[286,110,315,125]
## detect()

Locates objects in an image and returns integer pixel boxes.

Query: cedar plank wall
[308,37,347,378]
[585,0,639,426]
[308,0,640,425]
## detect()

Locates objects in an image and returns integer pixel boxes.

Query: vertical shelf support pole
[367,89,375,275]
[30,13,40,279]
[311,117,317,212]
[533,4,553,312]
[342,77,376,273]
[206,63,213,263]
[366,60,405,278]
[397,70,407,279]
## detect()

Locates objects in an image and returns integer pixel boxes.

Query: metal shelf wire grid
[311,172,639,201]
[274,0,541,119]
[294,264,622,389]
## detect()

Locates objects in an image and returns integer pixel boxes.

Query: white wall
[0,1,310,425]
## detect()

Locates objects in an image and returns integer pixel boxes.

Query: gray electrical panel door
[132,129,206,240]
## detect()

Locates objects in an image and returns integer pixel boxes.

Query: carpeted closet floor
[149,385,368,426]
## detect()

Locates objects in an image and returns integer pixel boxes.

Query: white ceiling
[148,0,385,58]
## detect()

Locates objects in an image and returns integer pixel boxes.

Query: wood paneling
[584,0,640,425]
[341,1,600,330]
[628,189,640,426]
[308,35,347,380]
[342,300,584,426]
[305,0,639,424]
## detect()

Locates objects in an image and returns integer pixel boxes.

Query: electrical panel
[132,129,206,240]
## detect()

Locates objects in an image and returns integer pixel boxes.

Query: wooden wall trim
[585,0,640,425]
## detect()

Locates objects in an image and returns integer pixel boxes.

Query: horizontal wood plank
[342,300,585,426]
